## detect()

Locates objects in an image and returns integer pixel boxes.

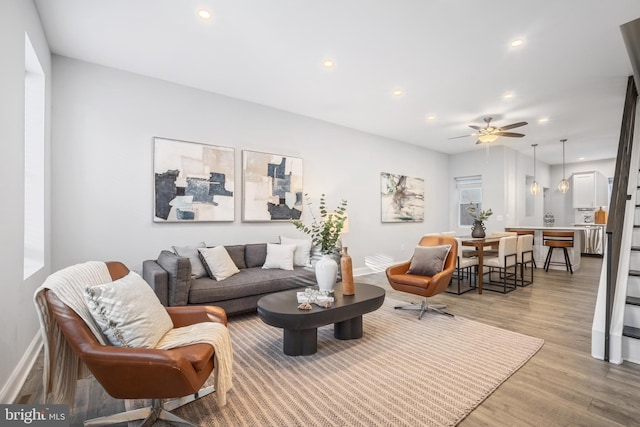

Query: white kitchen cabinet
[572,171,608,208]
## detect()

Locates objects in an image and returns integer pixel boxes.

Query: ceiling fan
[451,117,528,144]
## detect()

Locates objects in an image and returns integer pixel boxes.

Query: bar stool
[542,231,574,274]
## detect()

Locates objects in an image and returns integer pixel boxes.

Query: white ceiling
[34,0,640,165]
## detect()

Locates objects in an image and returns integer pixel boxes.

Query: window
[23,33,45,279]
[456,176,482,226]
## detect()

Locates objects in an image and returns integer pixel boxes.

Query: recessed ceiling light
[392,89,404,97]
[322,58,335,69]
[511,39,524,48]
[579,157,585,161]
[538,117,549,123]
[503,93,514,100]
[197,9,212,21]
[426,115,436,121]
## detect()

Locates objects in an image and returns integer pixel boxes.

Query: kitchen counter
[506,225,589,230]
[505,226,584,271]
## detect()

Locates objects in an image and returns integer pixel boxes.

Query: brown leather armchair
[44,261,227,426]
[386,236,457,319]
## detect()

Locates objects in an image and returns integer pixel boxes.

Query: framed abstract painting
[380,172,424,222]
[153,137,235,222]
[242,150,303,221]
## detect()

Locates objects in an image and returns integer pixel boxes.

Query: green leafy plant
[292,193,347,254]
[467,203,493,221]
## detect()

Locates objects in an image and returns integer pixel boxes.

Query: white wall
[0,0,51,401]
[50,56,451,275]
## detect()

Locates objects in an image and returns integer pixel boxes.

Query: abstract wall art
[153,137,235,222]
[380,172,424,223]
[242,150,303,221]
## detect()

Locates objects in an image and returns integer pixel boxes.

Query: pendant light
[558,139,570,193]
[530,144,541,195]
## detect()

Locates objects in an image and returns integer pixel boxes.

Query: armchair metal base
[394,298,454,320]
[84,385,215,427]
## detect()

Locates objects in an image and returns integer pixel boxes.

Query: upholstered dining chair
[482,235,518,293]
[36,261,229,427]
[386,236,457,319]
[516,234,535,286]
[447,237,477,295]
[507,229,537,267]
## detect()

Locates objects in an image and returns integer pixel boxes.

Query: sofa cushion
[245,243,267,268]
[198,246,240,281]
[262,243,296,270]
[84,271,174,348]
[172,242,207,278]
[188,267,315,304]
[224,245,247,269]
[280,236,312,267]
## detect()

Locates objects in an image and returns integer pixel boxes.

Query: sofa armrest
[142,260,169,306]
[156,250,192,306]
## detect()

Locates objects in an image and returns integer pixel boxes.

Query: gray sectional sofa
[142,243,316,315]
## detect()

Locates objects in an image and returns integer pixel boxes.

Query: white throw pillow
[84,271,174,348]
[198,246,240,281]
[172,242,207,278]
[262,243,296,270]
[280,236,312,267]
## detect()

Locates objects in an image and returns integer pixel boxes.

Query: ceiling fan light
[530,181,541,195]
[558,178,570,193]
[478,134,499,143]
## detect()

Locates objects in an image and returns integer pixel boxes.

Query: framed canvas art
[242,150,303,221]
[153,137,235,222]
[380,172,424,222]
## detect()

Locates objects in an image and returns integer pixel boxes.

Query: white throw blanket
[34,261,233,407]
[157,322,233,406]
[33,261,112,405]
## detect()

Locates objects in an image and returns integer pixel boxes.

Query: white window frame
[24,33,45,279]
[456,176,482,227]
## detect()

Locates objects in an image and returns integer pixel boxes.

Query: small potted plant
[292,193,347,292]
[467,203,492,238]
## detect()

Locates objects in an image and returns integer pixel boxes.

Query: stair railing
[605,76,637,361]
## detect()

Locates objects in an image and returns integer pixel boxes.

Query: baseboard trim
[0,332,42,404]
[354,267,375,276]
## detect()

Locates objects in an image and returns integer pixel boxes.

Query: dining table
[460,236,503,294]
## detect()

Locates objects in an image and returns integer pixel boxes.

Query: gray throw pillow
[172,242,207,278]
[407,244,452,277]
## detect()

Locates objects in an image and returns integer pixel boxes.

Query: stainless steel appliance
[577,224,605,255]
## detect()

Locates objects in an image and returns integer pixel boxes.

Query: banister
[604,75,637,361]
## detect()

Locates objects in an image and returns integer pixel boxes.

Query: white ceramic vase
[315,254,338,293]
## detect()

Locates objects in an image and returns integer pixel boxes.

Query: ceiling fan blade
[448,134,472,140]
[495,132,525,138]
[469,125,482,131]
[499,121,528,130]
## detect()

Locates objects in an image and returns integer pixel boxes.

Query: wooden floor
[17,256,640,426]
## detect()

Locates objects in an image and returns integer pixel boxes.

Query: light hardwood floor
[17,256,640,426]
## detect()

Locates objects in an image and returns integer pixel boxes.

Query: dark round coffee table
[257,282,385,356]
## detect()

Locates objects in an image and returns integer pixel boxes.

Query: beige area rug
[130,297,543,426]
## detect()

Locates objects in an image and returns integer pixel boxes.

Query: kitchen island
[505,226,585,272]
